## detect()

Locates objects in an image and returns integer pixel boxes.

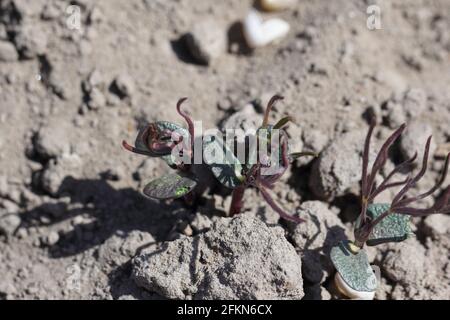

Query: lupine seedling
[331,122,450,300]
[123,95,315,223]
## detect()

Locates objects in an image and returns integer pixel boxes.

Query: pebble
[13,23,48,59]
[40,154,83,196]
[1,199,20,214]
[112,73,135,99]
[402,88,427,119]
[41,231,60,246]
[400,121,437,161]
[0,41,19,62]
[309,129,376,199]
[0,24,7,40]
[0,214,21,236]
[87,87,106,110]
[34,120,71,159]
[435,142,450,159]
[185,19,227,65]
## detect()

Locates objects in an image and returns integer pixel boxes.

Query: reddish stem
[229,186,246,216]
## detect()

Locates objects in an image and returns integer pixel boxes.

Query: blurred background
[0,0,449,299]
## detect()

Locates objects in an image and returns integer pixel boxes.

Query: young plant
[330,122,450,300]
[122,95,315,223]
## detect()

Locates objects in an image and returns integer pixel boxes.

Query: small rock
[309,129,375,199]
[41,231,60,246]
[112,73,135,99]
[380,239,443,299]
[386,89,427,128]
[220,103,262,133]
[9,0,44,17]
[185,19,227,65]
[40,154,83,196]
[399,121,436,161]
[1,199,20,215]
[423,214,450,238]
[0,214,21,236]
[13,23,48,58]
[87,87,106,110]
[34,120,71,158]
[0,24,7,40]
[386,102,407,129]
[41,2,63,20]
[0,176,8,197]
[88,6,104,24]
[0,41,19,62]
[132,215,304,299]
[83,69,105,93]
[435,142,450,159]
[302,129,329,154]
[402,88,427,119]
[98,230,155,267]
[289,201,348,284]
[181,224,193,236]
[189,212,213,233]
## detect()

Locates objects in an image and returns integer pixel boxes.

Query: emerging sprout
[228,95,316,223]
[354,122,450,247]
[123,95,315,223]
[331,122,450,300]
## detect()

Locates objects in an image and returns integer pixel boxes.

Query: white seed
[260,0,297,12]
[243,10,290,48]
[334,272,375,300]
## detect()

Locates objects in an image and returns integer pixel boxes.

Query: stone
[0,41,19,62]
[34,120,71,159]
[13,23,48,58]
[112,73,135,99]
[40,154,83,196]
[302,129,329,154]
[132,215,304,299]
[423,214,450,238]
[98,230,155,267]
[0,214,21,236]
[309,129,375,199]
[402,88,427,119]
[185,19,226,65]
[220,103,262,133]
[41,231,60,246]
[386,88,427,128]
[400,121,437,161]
[381,239,434,297]
[386,102,407,129]
[87,87,106,110]
[289,201,348,284]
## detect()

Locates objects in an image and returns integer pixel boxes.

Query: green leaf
[143,172,197,200]
[330,241,378,293]
[357,203,412,246]
[273,116,292,129]
[203,136,244,189]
